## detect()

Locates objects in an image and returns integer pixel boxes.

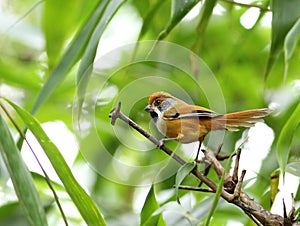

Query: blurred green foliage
[0,0,300,225]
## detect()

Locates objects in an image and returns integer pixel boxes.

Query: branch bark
[109,102,299,226]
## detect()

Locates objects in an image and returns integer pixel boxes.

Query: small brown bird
[145,91,272,161]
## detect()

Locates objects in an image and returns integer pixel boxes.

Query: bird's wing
[162,108,180,120]
[178,110,222,119]
[163,109,222,120]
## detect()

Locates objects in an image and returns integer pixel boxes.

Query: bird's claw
[157,139,166,148]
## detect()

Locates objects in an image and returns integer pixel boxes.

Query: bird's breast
[157,117,209,143]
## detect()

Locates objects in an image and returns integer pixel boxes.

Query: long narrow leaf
[5,99,106,226]
[137,1,166,39]
[175,162,196,204]
[42,0,87,69]
[77,0,125,84]
[205,139,248,226]
[158,0,200,40]
[141,185,166,226]
[0,113,47,226]
[264,0,300,80]
[284,18,300,80]
[205,163,226,226]
[31,1,108,115]
[192,0,218,52]
[76,0,126,115]
[17,1,108,148]
[277,102,300,177]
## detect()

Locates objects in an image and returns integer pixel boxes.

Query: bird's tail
[213,108,272,131]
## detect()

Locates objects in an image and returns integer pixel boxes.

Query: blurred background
[0,0,300,225]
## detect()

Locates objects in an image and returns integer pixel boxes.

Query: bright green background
[0,0,300,225]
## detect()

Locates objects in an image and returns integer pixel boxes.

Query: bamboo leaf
[4,99,106,226]
[286,162,300,178]
[192,0,218,52]
[265,0,300,80]
[277,102,300,177]
[205,162,226,226]
[31,1,108,115]
[77,0,125,84]
[0,202,26,225]
[76,0,126,115]
[137,1,166,39]
[140,185,166,226]
[284,18,300,80]
[175,162,196,204]
[0,113,47,226]
[170,0,199,28]
[42,0,87,69]
[205,139,247,226]
[152,201,197,223]
[158,0,200,40]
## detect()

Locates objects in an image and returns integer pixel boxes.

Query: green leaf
[286,161,300,178]
[205,164,226,226]
[76,0,126,114]
[265,0,300,80]
[277,102,300,177]
[137,1,166,39]
[140,185,166,226]
[0,202,26,225]
[42,0,86,69]
[192,0,218,52]
[170,0,199,28]
[77,0,125,84]
[153,201,197,223]
[284,18,300,80]
[4,99,106,226]
[175,162,196,204]
[31,1,109,115]
[0,113,47,226]
[158,0,200,40]
[205,140,247,226]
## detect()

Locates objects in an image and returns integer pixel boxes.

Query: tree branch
[109,102,299,226]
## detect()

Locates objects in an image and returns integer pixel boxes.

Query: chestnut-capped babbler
[145,91,272,161]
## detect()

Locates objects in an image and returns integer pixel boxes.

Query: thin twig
[289,193,295,219]
[198,146,221,187]
[232,148,242,183]
[173,185,215,193]
[233,169,246,200]
[215,144,235,161]
[109,102,222,194]
[290,193,300,222]
[215,143,223,155]
[216,153,236,160]
[244,212,263,226]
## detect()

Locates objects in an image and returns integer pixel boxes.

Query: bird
[144,91,272,161]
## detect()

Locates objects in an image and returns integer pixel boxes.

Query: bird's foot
[157,138,166,148]
[157,137,178,148]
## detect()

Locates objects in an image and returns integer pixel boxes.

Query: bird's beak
[144,105,153,112]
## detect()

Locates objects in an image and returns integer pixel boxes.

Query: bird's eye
[153,99,161,106]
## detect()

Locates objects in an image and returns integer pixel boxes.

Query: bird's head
[144,92,176,121]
